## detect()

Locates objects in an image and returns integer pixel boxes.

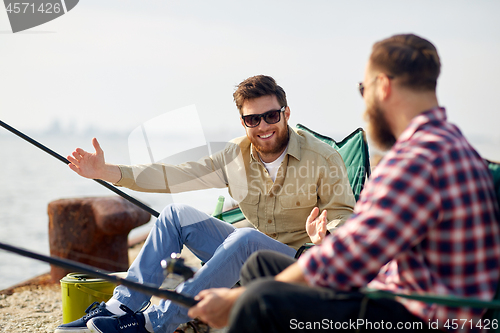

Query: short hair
[370,34,441,91]
[233,75,287,114]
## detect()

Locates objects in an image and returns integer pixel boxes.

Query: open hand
[305,207,328,245]
[67,138,107,180]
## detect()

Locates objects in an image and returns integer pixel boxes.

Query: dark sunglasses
[358,75,394,97]
[241,106,286,128]
[357,82,368,97]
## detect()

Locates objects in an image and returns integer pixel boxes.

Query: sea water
[0,133,229,290]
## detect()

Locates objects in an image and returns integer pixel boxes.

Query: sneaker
[55,301,114,333]
[87,303,150,333]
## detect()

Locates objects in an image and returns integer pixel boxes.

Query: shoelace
[116,301,151,330]
[83,302,105,320]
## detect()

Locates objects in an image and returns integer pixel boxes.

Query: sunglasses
[357,82,368,97]
[358,75,394,97]
[241,106,286,128]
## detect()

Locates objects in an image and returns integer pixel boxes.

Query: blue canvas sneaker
[87,303,150,333]
[55,301,114,333]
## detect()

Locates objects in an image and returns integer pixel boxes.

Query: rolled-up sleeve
[114,152,229,193]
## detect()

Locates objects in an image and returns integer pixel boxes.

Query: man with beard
[188,34,500,333]
[56,75,355,333]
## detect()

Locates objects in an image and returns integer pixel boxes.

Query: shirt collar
[287,127,301,161]
[397,107,446,143]
[250,126,300,162]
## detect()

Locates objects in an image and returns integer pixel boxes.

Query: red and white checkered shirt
[299,108,500,332]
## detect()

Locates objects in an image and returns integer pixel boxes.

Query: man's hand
[275,262,307,284]
[305,207,328,245]
[188,287,245,328]
[188,268,306,328]
[67,138,121,183]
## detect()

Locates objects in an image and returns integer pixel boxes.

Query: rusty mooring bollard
[48,196,151,282]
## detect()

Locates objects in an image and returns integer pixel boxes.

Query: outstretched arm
[67,138,122,183]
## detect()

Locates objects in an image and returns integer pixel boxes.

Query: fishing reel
[161,253,196,282]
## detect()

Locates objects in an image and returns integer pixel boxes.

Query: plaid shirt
[299,108,500,332]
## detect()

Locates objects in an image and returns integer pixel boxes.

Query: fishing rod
[0,241,197,307]
[0,120,160,218]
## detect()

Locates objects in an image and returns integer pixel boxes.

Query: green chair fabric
[488,161,500,327]
[217,205,247,224]
[296,124,371,201]
[488,160,500,204]
[218,126,371,224]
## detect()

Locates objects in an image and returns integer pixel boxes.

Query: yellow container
[60,272,123,323]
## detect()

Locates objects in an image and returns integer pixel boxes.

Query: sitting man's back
[348,106,500,324]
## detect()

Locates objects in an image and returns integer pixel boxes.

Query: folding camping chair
[362,160,500,332]
[212,125,371,257]
[296,124,371,202]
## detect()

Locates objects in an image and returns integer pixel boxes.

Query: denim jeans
[112,203,297,333]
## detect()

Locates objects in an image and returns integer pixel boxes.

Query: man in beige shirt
[56,75,355,333]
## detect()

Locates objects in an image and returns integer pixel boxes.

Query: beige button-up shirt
[116,126,355,250]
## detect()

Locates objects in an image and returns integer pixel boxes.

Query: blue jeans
[112,203,297,333]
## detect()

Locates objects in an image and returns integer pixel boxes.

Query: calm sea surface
[0,132,498,290]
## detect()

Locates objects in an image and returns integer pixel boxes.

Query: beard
[251,122,290,157]
[364,99,396,151]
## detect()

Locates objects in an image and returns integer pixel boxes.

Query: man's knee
[240,250,295,284]
[229,227,262,243]
[159,203,182,219]
[155,203,181,230]
[240,251,264,284]
[229,278,279,331]
[159,203,192,218]
[158,203,208,228]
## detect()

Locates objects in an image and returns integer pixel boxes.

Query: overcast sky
[1,1,499,158]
